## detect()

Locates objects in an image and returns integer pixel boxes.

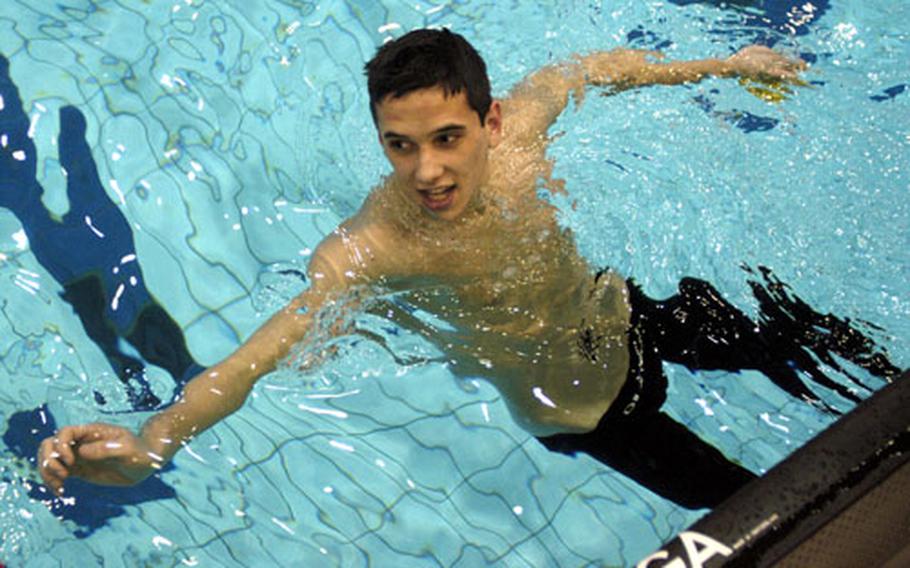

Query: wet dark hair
[364,28,492,125]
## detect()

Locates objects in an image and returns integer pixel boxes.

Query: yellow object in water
[739,77,808,103]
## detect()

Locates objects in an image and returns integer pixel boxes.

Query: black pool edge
[637,370,910,568]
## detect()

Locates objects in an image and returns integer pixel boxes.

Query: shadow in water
[870,83,908,102]
[0,54,202,410]
[666,0,831,40]
[3,406,176,538]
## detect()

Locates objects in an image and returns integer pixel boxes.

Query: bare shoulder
[308,189,409,286]
[498,95,552,152]
[487,101,557,200]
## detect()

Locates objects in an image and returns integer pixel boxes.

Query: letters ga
[637,531,733,568]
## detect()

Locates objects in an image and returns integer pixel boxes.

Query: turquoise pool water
[0,1,907,566]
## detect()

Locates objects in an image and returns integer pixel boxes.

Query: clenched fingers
[38,436,70,494]
[777,56,807,78]
[75,437,130,462]
[52,425,86,466]
[37,425,99,494]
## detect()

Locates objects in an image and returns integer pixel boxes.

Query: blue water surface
[0,1,907,566]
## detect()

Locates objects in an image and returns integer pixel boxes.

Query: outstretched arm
[37,232,366,493]
[505,45,806,143]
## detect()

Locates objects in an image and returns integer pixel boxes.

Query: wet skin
[308,45,806,432]
[320,87,632,435]
[37,45,809,493]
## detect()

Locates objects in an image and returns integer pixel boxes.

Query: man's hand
[38,423,160,495]
[727,45,807,82]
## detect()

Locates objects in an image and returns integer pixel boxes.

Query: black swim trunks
[538,278,757,510]
[538,269,900,509]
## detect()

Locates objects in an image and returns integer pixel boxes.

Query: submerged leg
[540,317,756,510]
[626,270,900,412]
[746,265,901,383]
[540,411,756,509]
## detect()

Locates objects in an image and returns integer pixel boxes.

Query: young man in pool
[38,29,899,509]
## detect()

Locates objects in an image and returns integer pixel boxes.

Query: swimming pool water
[0,1,907,566]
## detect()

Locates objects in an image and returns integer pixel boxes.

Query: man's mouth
[418,185,456,211]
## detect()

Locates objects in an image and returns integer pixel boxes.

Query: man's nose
[415,148,444,185]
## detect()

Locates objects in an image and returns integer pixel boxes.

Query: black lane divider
[638,370,910,567]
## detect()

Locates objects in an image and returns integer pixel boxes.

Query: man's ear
[485,100,503,148]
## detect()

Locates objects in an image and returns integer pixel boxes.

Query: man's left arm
[505,45,806,143]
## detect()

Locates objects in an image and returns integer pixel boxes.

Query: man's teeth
[423,186,453,200]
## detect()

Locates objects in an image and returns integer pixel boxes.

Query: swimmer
[38,31,896,508]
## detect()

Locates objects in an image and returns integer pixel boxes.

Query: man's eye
[437,133,459,146]
[389,140,411,151]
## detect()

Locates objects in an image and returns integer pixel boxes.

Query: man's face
[375,86,502,221]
